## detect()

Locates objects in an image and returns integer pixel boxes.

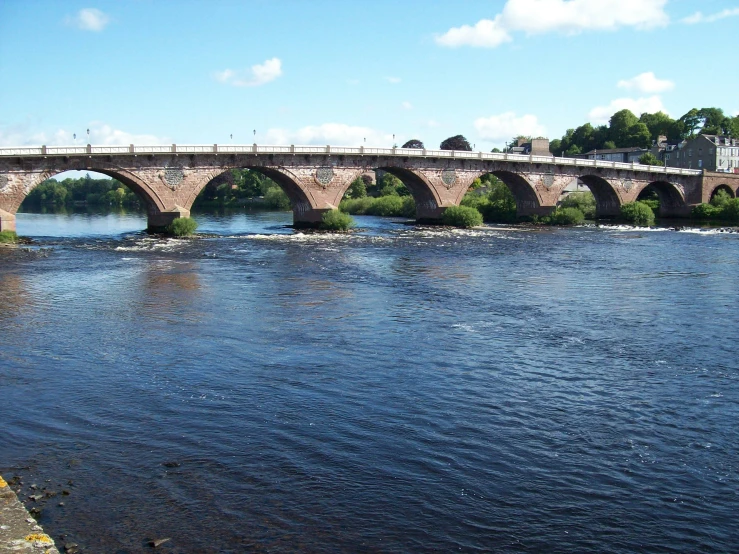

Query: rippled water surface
[2,212,738,553]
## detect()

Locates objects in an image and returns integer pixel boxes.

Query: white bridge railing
[0,144,703,176]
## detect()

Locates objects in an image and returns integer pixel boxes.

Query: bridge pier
[293,207,332,228]
[0,209,15,232]
[147,206,190,233]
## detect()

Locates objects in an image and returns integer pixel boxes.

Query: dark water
[1,212,738,553]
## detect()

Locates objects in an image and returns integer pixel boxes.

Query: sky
[1,0,738,152]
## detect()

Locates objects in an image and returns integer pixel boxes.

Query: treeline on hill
[24,174,143,209]
[549,107,739,156]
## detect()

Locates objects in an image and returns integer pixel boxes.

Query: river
[1,210,738,553]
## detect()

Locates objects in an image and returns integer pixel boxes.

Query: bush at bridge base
[320,209,355,231]
[620,201,655,227]
[0,230,18,243]
[441,205,483,228]
[547,207,585,225]
[691,197,739,223]
[559,192,596,219]
[166,217,198,237]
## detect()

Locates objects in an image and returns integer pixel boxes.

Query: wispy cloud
[436,0,668,48]
[65,8,111,31]
[264,123,393,147]
[474,112,546,142]
[617,72,674,94]
[682,8,739,24]
[588,96,667,124]
[385,76,401,84]
[401,101,413,110]
[215,58,283,87]
[0,122,166,146]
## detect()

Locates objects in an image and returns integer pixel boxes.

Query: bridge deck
[0,144,702,177]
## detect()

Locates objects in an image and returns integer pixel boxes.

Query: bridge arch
[374,167,442,220]
[709,184,735,201]
[14,166,168,215]
[642,180,688,217]
[486,170,544,217]
[577,174,622,217]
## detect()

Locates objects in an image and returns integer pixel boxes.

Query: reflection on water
[1,211,739,553]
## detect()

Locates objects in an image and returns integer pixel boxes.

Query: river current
[1,210,738,553]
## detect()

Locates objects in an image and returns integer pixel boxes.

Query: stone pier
[0,475,59,553]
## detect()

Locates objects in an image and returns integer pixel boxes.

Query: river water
[1,210,738,553]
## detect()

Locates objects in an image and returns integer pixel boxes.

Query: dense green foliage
[441,205,483,228]
[547,207,585,225]
[440,135,472,151]
[638,152,663,166]
[165,217,198,237]
[320,209,355,231]
[559,192,596,219]
[620,201,655,226]
[549,107,739,156]
[691,190,739,222]
[24,174,142,209]
[0,230,18,243]
[193,169,290,208]
[340,195,416,218]
[401,139,424,149]
[460,174,517,223]
[263,187,291,210]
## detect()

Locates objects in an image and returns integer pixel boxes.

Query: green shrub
[710,188,732,208]
[721,198,739,222]
[263,187,291,211]
[320,209,355,231]
[549,207,585,225]
[559,192,596,219]
[441,205,483,228]
[340,197,373,215]
[166,217,198,237]
[691,203,719,219]
[339,195,415,218]
[640,199,660,212]
[0,230,18,243]
[620,201,655,227]
[367,195,404,216]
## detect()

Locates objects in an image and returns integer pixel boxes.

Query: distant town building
[581,147,648,163]
[507,137,551,156]
[663,134,739,173]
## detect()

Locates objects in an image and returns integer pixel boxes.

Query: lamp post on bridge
[87,128,90,145]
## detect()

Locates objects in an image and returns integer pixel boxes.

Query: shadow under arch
[18,167,167,215]
[710,184,735,201]
[577,174,622,217]
[644,180,688,217]
[376,167,442,220]
[487,170,543,217]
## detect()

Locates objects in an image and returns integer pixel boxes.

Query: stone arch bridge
[1,143,736,232]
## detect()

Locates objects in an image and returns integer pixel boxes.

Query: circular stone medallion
[543,174,554,188]
[441,168,457,188]
[315,167,334,186]
[0,175,8,192]
[164,167,184,188]
[623,179,634,192]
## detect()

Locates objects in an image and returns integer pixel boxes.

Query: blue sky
[1,0,738,151]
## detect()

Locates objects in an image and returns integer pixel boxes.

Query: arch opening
[645,180,687,217]
[376,167,438,220]
[337,170,417,220]
[710,184,735,202]
[18,170,152,215]
[489,170,543,218]
[577,174,621,218]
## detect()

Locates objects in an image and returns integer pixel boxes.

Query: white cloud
[215,58,282,87]
[65,8,111,31]
[0,122,166,146]
[474,112,546,143]
[264,123,392,147]
[436,16,512,48]
[617,72,674,93]
[401,101,413,110]
[426,120,440,128]
[436,0,668,48]
[385,76,401,84]
[682,8,739,24]
[588,96,667,124]
[346,78,360,85]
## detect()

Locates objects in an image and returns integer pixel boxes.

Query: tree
[440,135,472,151]
[639,111,675,142]
[609,109,639,146]
[603,140,617,150]
[626,122,652,148]
[638,152,663,166]
[678,108,703,138]
[401,139,424,149]
[346,177,367,199]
